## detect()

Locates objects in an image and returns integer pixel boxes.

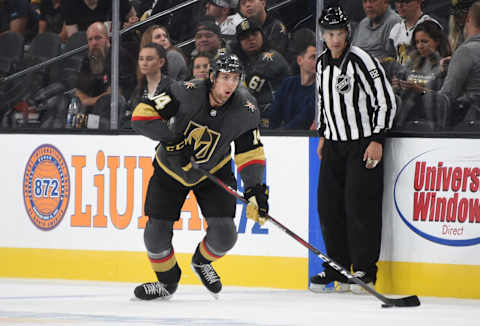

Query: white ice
[0,278,478,326]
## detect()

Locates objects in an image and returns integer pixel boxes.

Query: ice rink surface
[0,278,478,326]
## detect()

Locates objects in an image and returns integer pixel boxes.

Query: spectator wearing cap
[389,0,443,65]
[231,18,290,128]
[239,0,289,58]
[190,20,225,63]
[205,0,244,36]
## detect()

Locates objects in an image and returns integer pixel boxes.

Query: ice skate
[191,262,222,299]
[309,270,350,293]
[350,271,374,295]
[133,281,178,300]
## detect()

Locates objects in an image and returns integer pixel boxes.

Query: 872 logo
[23,144,70,230]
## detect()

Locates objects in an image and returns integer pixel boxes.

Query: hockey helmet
[210,52,243,80]
[318,5,350,31]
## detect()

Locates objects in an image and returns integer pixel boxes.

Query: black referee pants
[317,138,383,281]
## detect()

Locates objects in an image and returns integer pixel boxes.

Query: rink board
[1,134,309,289]
[2,134,480,297]
[379,138,480,298]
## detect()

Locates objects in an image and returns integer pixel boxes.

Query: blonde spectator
[448,0,475,51]
[141,25,188,81]
[125,42,175,128]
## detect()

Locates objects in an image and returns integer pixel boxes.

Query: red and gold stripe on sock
[149,249,177,273]
[199,239,223,262]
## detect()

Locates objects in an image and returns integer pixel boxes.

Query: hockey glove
[244,184,269,225]
[163,138,194,171]
[140,92,179,120]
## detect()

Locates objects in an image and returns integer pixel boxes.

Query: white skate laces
[143,282,170,296]
[195,263,220,284]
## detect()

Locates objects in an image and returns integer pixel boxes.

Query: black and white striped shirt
[317,45,396,142]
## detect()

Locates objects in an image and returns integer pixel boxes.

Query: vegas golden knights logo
[240,19,250,32]
[184,121,221,163]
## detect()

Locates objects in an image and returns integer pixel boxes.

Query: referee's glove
[244,184,269,226]
[140,92,179,120]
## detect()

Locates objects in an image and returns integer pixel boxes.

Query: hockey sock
[148,248,182,284]
[193,238,223,264]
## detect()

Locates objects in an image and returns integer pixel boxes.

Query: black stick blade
[382,295,421,308]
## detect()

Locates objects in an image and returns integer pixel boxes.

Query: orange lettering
[93,151,107,227]
[108,156,136,229]
[176,191,206,230]
[137,157,154,228]
[71,156,92,227]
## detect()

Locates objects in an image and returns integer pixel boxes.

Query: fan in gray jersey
[130,53,270,300]
[232,18,290,128]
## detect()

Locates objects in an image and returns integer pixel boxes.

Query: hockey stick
[190,160,420,308]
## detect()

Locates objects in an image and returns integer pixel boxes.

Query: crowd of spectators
[0,0,479,133]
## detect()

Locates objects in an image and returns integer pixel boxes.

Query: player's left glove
[244,184,269,225]
[140,92,179,120]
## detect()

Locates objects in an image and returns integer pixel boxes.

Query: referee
[310,4,396,294]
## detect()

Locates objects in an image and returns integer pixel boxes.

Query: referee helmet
[319,5,351,39]
[319,5,350,29]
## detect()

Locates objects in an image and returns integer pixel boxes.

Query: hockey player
[310,5,396,294]
[130,53,269,300]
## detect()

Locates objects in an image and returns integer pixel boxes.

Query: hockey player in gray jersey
[131,53,269,300]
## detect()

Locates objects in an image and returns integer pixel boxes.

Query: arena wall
[1,134,479,299]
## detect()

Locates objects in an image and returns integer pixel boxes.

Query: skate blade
[130,295,173,301]
[190,264,221,300]
[351,283,374,295]
[309,282,350,293]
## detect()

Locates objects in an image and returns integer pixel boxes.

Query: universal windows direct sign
[383,138,480,264]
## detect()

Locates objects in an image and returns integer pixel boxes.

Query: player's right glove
[140,92,179,120]
[244,184,269,225]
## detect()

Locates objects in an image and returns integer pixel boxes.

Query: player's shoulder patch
[244,99,257,113]
[183,80,198,90]
[233,85,258,113]
[262,51,275,62]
